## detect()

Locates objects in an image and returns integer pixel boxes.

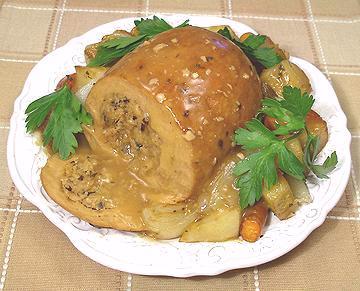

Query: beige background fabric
[0,0,359,290]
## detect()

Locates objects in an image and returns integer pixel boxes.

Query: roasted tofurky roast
[84,26,262,203]
[41,26,262,232]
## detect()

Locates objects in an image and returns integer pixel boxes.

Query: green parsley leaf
[277,145,305,180]
[281,86,315,118]
[88,37,144,67]
[175,19,190,28]
[261,98,305,135]
[101,35,146,49]
[260,86,315,135]
[89,16,189,67]
[217,26,232,39]
[237,171,262,208]
[251,47,283,69]
[25,92,58,133]
[304,134,338,179]
[233,151,261,176]
[235,142,288,209]
[242,34,266,50]
[134,16,189,37]
[234,119,277,150]
[25,85,92,159]
[134,16,172,37]
[233,118,304,208]
[233,85,337,209]
[217,27,282,68]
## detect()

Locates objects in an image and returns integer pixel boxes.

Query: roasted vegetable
[264,108,328,158]
[285,174,312,204]
[72,66,107,94]
[299,110,328,151]
[240,200,268,242]
[263,115,282,131]
[180,152,241,242]
[143,202,198,239]
[130,26,139,36]
[260,60,312,97]
[239,32,252,42]
[262,173,297,220]
[56,73,76,91]
[180,208,240,242]
[261,82,278,98]
[285,137,304,163]
[197,152,241,212]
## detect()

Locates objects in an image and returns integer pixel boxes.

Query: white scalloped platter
[7,15,351,277]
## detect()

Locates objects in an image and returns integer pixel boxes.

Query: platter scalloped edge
[7,15,351,277]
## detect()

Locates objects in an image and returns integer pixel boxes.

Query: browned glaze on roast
[85,26,262,203]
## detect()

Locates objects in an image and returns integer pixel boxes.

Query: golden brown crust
[108,26,261,132]
[41,26,263,233]
[101,26,262,199]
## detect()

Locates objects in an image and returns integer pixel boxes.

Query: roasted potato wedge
[143,202,198,240]
[72,66,107,93]
[261,82,278,98]
[143,151,243,241]
[197,152,241,211]
[285,174,312,204]
[180,152,242,242]
[180,208,240,242]
[299,110,328,151]
[285,137,304,163]
[260,60,312,96]
[130,26,139,36]
[263,174,297,220]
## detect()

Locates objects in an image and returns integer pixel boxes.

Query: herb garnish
[260,86,314,135]
[88,16,189,67]
[217,27,282,68]
[233,86,338,208]
[304,134,338,179]
[25,85,92,159]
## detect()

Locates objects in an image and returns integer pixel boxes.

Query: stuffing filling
[101,94,161,176]
[61,156,115,211]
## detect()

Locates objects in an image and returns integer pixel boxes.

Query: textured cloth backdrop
[0,0,359,290]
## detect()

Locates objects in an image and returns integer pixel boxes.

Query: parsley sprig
[134,17,189,37]
[25,85,92,159]
[234,86,338,208]
[304,134,338,179]
[234,119,305,208]
[88,16,189,67]
[260,87,315,135]
[217,27,282,68]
